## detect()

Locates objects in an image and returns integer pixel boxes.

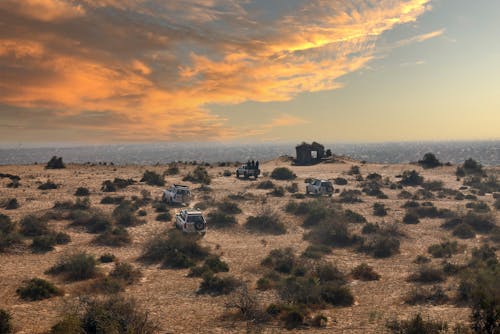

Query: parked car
[162,184,192,205]
[236,165,260,179]
[175,209,207,235]
[306,179,334,196]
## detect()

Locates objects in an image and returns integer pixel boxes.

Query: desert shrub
[217,201,241,214]
[155,212,172,222]
[414,255,431,264]
[257,180,274,189]
[47,252,98,281]
[302,244,331,259]
[463,212,496,233]
[422,180,444,191]
[183,166,211,185]
[279,276,353,307]
[270,167,296,180]
[0,309,12,334]
[466,201,490,213]
[141,229,209,269]
[305,218,356,248]
[373,203,388,216]
[51,296,158,334]
[198,273,240,296]
[286,182,299,193]
[20,215,48,236]
[338,189,362,203]
[94,227,131,247]
[74,187,90,196]
[428,241,459,258]
[402,200,420,208]
[113,201,143,227]
[165,164,180,176]
[16,278,62,301]
[362,181,385,197]
[403,212,420,224]
[408,266,445,284]
[362,222,380,234]
[344,209,367,224]
[269,186,285,197]
[0,214,15,234]
[225,286,270,323]
[223,170,232,177]
[400,170,424,186]
[4,199,19,210]
[245,209,286,235]
[261,248,298,274]
[334,177,348,185]
[140,170,165,186]
[351,263,380,281]
[31,233,57,253]
[495,197,500,210]
[207,211,237,229]
[38,180,58,190]
[70,209,112,234]
[110,262,142,285]
[0,231,22,253]
[46,156,65,169]
[101,180,117,192]
[348,165,360,175]
[90,276,125,294]
[398,190,413,199]
[152,201,169,212]
[99,253,116,263]
[453,223,476,239]
[462,158,484,176]
[100,195,125,204]
[359,235,400,258]
[418,153,442,169]
[188,255,229,277]
[386,313,448,333]
[137,209,147,217]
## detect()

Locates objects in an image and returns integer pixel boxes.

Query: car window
[187,215,204,223]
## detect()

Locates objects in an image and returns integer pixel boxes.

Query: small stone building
[295,142,325,165]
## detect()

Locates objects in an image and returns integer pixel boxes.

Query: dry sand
[0,158,498,333]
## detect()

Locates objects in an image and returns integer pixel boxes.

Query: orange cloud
[0,0,433,142]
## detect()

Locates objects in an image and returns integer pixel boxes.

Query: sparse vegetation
[47,252,98,281]
[99,253,116,263]
[0,309,12,334]
[403,212,420,224]
[198,272,241,296]
[418,153,443,169]
[20,215,48,236]
[373,202,388,216]
[428,241,459,258]
[94,227,131,247]
[16,278,62,301]
[400,170,424,186]
[270,167,296,180]
[245,208,286,235]
[386,313,448,333]
[141,170,164,186]
[4,198,19,210]
[207,211,237,229]
[74,187,90,196]
[46,156,65,169]
[351,263,380,281]
[38,180,58,190]
[408,265,445,283]
[183,166,211,184]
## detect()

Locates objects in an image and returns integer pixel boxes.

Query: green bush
[46,156,65,169]
[183,166,211,185]
[359,235,400,258]
[31,234,57,253]
[47,252,98,281]
[351,263,380,281]
[38,181,58,190]
[20,215,48,236]
[373,203,387,216]
[217,201,241,214]
[197,273,240,296]
[110,263,142,285]
[0,309,13,334]
[245,209,286,235]
[400,170,424,186]
[386,313,448,333]
[418,153,442,169]
[140,170,165,186]
[94,227,131,247]
[270,167,296,181]
[16,278,62,301]
[70,209,112,234]
[141,229,209,269]
[403,212,420,224]
[257,180,275,189]
[261,248,298,274]
[207,211,237,229]
[99,253,116,263]
[338,189,362,203]
[301,244,331,259]
[427,241,459,258]
[408,266,445,284]
[113,201,143,227]
[74,187,90,196]
[453,223,476,239]
[305,218,356,248]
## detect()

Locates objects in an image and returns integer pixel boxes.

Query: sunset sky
[0,0,499,144]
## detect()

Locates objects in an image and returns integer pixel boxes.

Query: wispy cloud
[0,0,433,141]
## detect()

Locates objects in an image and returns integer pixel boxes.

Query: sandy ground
[0,158,498,333]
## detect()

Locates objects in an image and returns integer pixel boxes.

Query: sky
[0,0,499,144]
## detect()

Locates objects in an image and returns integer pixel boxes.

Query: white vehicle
[236,165,260,179]
[162,184,192,205]
[175,209,207,235]
[306,179,334,196]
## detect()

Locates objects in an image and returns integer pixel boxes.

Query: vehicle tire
[194,221,205,231]
[236,172,239,178]
[244,172,248,178]
[306,189,309,195]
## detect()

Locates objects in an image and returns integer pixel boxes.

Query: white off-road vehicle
[236,165,260,179]
[306,179,334,196]
[175,209,207,235]
[162,184,192,205]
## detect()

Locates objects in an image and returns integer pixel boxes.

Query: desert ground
[0,157,498,333]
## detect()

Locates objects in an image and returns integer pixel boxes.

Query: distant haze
[0,141,498,166]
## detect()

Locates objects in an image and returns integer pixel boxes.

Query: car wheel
[306,189,309,195]
[244,172,248,178]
